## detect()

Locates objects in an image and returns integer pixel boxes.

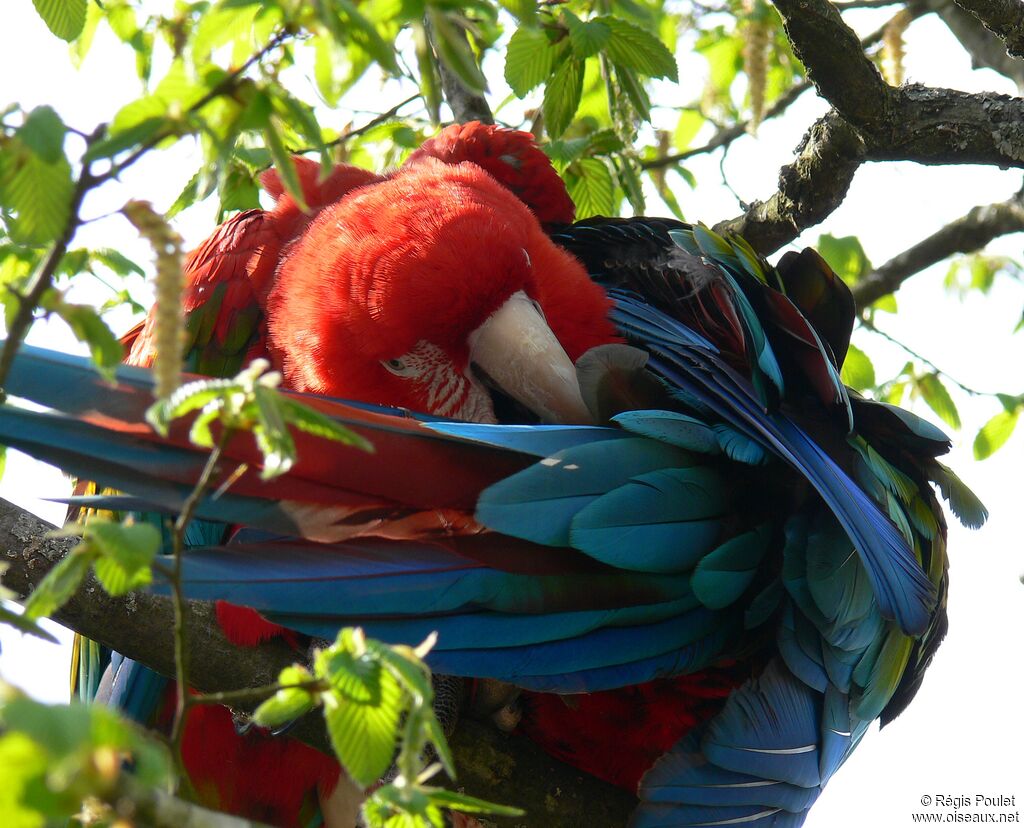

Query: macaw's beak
[469,290,593,425]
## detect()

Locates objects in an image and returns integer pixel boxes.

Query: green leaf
[192,1,261,63]
[0,605,59,643]
[498,0,537,22]
[542,57,584,139]
[18,107,66,164]
[23,550,94,621]
[840,342,875,390]
[567,158,614,219]
[427,9,487,94]
[52,302,124,378]
[254,666,318,728]
[263,118,309,213]
[87,519,160,571]
[332,0,401,74]
[318,646,404,787]
[93,555,152,596]
[562,11,611,58]
[93,249,145,278]
[674,109,705,151]
[598,16,678,80]
[426,789,524,817]
[32,0,87,41]
[816,234,872,283]
[278,397,374,452]
[699,31,743,97]
[504,27,557,97]
[252,385,298,479]
[974,408,1019,460]
[0,143,74,246]
[916,374,960,430]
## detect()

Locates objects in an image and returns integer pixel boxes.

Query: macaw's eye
[382,357,416,377]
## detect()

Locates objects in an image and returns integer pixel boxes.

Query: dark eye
[382,357,415,377]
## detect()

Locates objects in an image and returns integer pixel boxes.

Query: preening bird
[0,123,986,828]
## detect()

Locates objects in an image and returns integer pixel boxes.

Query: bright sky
[0,4,1022,827]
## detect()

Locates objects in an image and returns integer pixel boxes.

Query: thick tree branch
[713,0,1024,253]
[931,0,1024,90]
[851,190,1024,307]
[772,0,895,129]
[0,498,634,826]
[713,111,867,252]
[953,0,1024,58]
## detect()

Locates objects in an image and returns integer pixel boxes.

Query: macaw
[0,123,986,828]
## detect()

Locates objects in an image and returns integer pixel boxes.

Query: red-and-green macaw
[2,123,986,828]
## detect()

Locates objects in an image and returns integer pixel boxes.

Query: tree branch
[714,0,1024,253]
[642,82,812,171]
[713,111,867,252]
[772,0,895,129]
[851,190,1024,307]
[930,0,1024,91]
[953,0,1024,58]
[0,498,635,826]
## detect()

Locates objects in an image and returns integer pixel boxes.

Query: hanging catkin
[123,200,184,399]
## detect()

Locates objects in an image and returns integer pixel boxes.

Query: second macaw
[2,122,987,828]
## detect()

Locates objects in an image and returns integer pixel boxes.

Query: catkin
[743,0,769,132]
[123,200,184,399]
[882,9,912,87]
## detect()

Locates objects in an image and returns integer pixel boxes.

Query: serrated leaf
[93,555,152,596]
[18,107,66,164]
[543,57,584,138]
[598,16,677,80]
[252,385,298,479]
[567,158,614,219]
[840,342,875,390]
[0,145,73,246]
[32,0,87,41]
[504,27,557,97]
[916,374,960,430]
[563,10,611,58]
[319,650,403,787]
[974,408,1019,460]
[23,550,94,621]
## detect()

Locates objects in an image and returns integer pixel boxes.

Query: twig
[851,192,1024,307]
[191,679,325,708]
[0,131,100,392]
[168,427,234,769]
[858,315,1000,397]
[95,30,292,187]
[290,93,423,156]
[642,82,812,170]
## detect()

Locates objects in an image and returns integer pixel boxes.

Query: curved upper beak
[468,290,592,425]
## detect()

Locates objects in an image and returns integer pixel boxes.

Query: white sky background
[0,3,1022,826]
